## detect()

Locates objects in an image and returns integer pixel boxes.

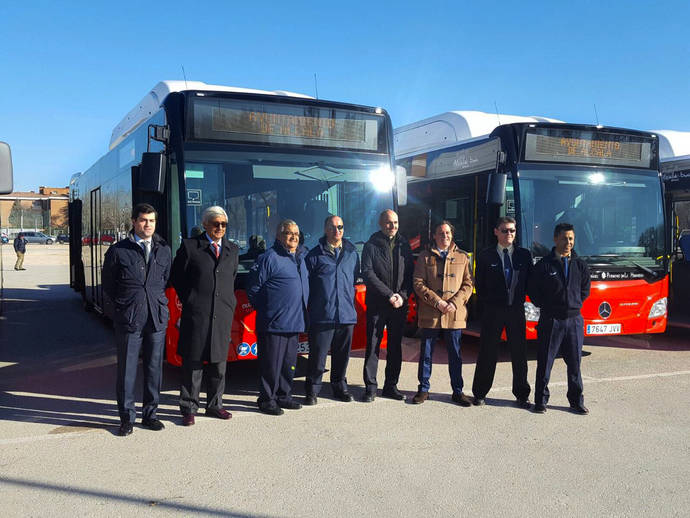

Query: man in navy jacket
[247,219,309,415]
[528,222,591,415]
[472,216,532,408]
[102,203,172,436]
[304,216,360,405]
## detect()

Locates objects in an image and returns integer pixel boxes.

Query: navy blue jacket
[361,231,414,311]
[476,246,532,307]
[13,236,26,253]
[102,233,172,333]
[305,237,360,325]
[528,249,591,320]
[247,241,309,333]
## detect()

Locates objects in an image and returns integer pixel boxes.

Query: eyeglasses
[500,228,516,234]
[327,225,344,231]
[281,231,300,238]
[212,221,228,228]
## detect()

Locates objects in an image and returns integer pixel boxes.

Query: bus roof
[110,80,313,150]
[394,110,563,158]
[654,129,690,162]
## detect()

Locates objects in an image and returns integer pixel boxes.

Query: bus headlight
[648,297,667,319]
[524,301,540,322]
[369,166,395,193]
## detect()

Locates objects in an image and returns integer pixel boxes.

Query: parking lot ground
[1,246,689,517]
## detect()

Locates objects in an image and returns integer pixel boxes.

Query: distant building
[0,186,69,234]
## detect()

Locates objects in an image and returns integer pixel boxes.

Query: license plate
[586,323,622,335]
[297,341,310,353]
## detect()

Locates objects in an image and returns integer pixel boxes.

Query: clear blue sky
[2,0,688,191]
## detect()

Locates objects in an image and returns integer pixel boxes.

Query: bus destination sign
[524,127,654,168]
[191,97,383,152]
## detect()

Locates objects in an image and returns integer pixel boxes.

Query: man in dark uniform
[247,219,309,416]
[304,215,360,405]
[102,203,172,436]
[529,222,591,414]
[360,209,414,402]
[472,216,532,408]
[170,206,239,426]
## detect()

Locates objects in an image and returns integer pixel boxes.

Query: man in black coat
[360,209,414,402]
[170,206,239,426]
[472,216,532,408]
[528,222,591,415]
[102,203,172,436]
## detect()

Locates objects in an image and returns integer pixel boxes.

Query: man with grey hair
[170,205,239,426]
[247,219,309,415]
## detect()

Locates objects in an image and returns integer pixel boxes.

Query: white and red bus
[395,111,668,338]
[69,81,404,365]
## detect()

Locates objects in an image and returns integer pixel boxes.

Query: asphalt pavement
[1,245,689,517]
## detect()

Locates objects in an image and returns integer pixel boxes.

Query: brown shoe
[412,391,429,404]
[182,414,195,426]
[205,407,232,420]
[451,392,472,407]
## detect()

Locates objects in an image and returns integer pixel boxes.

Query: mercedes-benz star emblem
[599,302,612,319]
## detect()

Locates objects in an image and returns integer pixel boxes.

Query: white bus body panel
[655,129,690,162]
[110,80,313,150]
[394,110,562,159]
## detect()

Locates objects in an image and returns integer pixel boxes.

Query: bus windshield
[518,165,665,271]
[183,146,393,271]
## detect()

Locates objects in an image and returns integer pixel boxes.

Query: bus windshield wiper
[630,261,658,279]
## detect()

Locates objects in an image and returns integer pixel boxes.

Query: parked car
[56,233,69,244]
[16,231,55,244]
[1,233,8,244]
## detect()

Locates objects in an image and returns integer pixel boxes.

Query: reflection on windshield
[518,166,664,268]
[183,149,393,272]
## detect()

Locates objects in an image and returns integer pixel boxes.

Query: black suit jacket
[102,233,172,333]
[170,234,239,362]
[476,246,532,308]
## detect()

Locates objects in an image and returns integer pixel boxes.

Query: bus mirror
[395,165,407,206]
[139,152,166,194]
[487,172,507,206]
[0,142,13,195]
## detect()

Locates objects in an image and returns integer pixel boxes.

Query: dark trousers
[306,323,354,396]
[417,328,464,394]
[363,305,406,391]
[534,314,585,407]
[115,317,165,424]
[179,359,227,415]
[257,332,299,405]
[472,304,530,400]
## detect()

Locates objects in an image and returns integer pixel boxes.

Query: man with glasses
[170,206,239,426]
[472,216,532,408]
[303,216,360,405]
[247,219,309,415]
[102,203,171,436]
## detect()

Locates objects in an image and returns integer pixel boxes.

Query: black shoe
[259,402,284,416]
[304,394,318,406]
[361,391,376,403]
[533,405,547,414]
[472,396,486,406]
[141,418,165,431]
[277,399,302,410]
[515,398,532,410]
[333,391,353,403]
[118,421,133,436]
[570,403,589,415]
[381,386,405,400]
[451,392,472,407]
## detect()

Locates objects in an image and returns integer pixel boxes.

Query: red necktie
[212,242,220,258]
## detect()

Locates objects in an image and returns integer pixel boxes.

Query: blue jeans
[417,328,463,394]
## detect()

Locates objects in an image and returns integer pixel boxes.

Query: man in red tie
[170,206,239,425]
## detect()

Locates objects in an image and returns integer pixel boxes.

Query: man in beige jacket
[412,221,474,405]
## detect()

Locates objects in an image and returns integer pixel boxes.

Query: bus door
[89,187,103,309]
